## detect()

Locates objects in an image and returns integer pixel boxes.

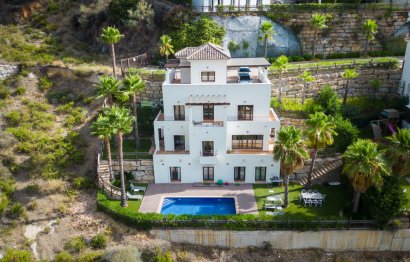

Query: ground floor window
[255,167,266,181]
[234,166,245,181]
[203,167,214,181]
[170,167,181,182]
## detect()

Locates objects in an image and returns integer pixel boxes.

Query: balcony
[155,150,190,155]
[227,149,272,155]
[155,112,186,122]
[227,108,279,122]
[192,120,224,127]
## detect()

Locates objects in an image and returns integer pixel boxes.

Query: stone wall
[151,229,410,251]
[269,65,403,99]
[136,81,163,104]
[0,64,20,80]
[101,159,154,183]
[278,10,408,55]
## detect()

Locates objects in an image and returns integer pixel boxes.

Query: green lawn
[401,177,410,208]
[108,179,148,212]
[103,138,152,160]
[253,183,353,220]
[103,198,142,212]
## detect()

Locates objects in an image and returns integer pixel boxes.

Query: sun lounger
[130,183,146,192]
[266,211,285,216]
[126,192,143,200]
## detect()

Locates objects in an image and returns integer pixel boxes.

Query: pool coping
[157,195,239,215]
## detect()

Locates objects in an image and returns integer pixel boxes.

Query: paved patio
[139,184,258,214]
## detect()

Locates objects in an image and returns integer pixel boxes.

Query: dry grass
[38,179,66,194]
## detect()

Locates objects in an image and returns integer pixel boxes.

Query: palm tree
[123,72,146,149]
[105,106,135,207]
[297,70,315,105]
[305,112,337,188]
[341,68,359,106]
[101,26,124,78]
[159,35,175,63]
[362,19,378,57]
[310,13,328,59]
[95,75,121,106]
[271,55,289,110]
[273,126,309,207]
[386,128,410,177]
[91,114,115,181]
[343,139,391,213]
[258,21,275,58]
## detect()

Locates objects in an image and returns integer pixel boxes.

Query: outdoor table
[266,195,283,203]
[301,192,324,200]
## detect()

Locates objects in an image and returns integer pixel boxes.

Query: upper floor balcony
[227,108,279,122]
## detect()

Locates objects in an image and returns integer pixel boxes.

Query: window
[255,167,266,181]
[203,105,214,121]
[201,71,215,82]
[174,135,185,150]
[202,141,214,156]
[232,135,263,150]
[203,167,214,181]
[238,105,253,120]
[170,167,181,182]
[234,167,245,181]
[174,105,185,120]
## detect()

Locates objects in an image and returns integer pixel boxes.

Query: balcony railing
[227,109,278,122]
[192,121,224,127]
[201,150,216,157]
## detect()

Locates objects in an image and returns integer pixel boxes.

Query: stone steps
[299,159,343,186]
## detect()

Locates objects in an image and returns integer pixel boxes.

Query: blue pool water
[160,197,236,215]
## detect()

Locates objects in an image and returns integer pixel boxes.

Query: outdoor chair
[322,194,326,202]
[304,199,312,207]
[298,194,303,202]
[301,189,307,193]
[313,189,318,193]
[126,192,143,200]
[312,199,319,206]
[317,199,323,207]
[130,183,146,192]
[307,189,313,194]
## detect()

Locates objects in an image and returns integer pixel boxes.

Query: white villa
[192,0,273,12]
[153,43,281,184]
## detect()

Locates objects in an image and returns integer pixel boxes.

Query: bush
[155,249,173,262]
[90,233,108,249]
[72,177,94,190]
[78,251,103,262]
[362,176,408,227]
[333,116,359,152]
[107,0,140,26]
[25,183,40,194]
[0,86,11,100]
[14,86,26,96]
[4,111,21,127]
[39,76,53,91]
[65,236,86,253]
[54,251,75,262]
[1,249,34,262]
[0,194,10,215]
[102,246,143,262]
[314,85,341,116]
[6,202,25,219]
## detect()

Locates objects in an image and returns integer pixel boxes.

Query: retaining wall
[100,159,154,183]
[150,229,410,251]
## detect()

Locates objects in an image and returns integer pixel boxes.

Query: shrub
[0,131,17,149]
[54,251,75,262]
[107,0,140,26]
[333,116,359,152]
[0,87,11,100]
[78,250,103,262]
[39,76,53,91]
[72,177,94,190]
[0,178,15,197]
[314,84,341,116]
[65,236,86,253]
[90,233,108,249]
[1,249,34,262]
[102,246,143,262]
[0,194,10,215]
[14,86,26,96]
[6,202,26,219]
[4,111,21,127]
[362,175,408,227]
[155,249,173,262]
[25,183,41,194]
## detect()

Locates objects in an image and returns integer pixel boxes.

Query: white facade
[153,43,281,184]
[192,0,272,12]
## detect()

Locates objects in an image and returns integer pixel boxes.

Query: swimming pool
[160,197,236,215]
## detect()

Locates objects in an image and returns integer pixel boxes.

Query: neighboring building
[153,43,281,183]
[192,0,274,12]
[395,20,410,127]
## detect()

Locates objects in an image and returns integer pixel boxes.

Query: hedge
[96,191,374,231]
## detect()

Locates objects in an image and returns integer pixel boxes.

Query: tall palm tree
[310,13,328,59]
[105,106,135,207]
[159,35,175,63]
[341,68,359,106]
[95,75,121,106]
[305,112,337,188]
[362,19,378,57]
[273,126,309,207]
[271,55,289,110]
[258,21,275,58]
[91,114,115,181]
[123,72,146,149]
[343,139,391,213]
[101,26,124,78]
[386,128,410,177]
[297,70,315,105]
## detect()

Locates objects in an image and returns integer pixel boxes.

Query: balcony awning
[186,95,230,106]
